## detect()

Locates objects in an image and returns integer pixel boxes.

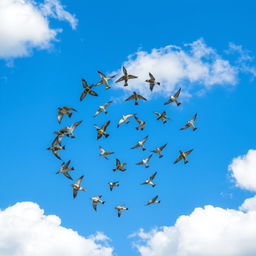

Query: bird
[80,79,98,101]
[47,139,65,160]
[117,114,136,127]
[141,172,157,187]
[90,195,105,211]
[57,106,77,124]
[146,195,160,206]
[164,88,181,106]
[99,146,114,160]
[56,121,82,138]
[115,205,128,217]
[136,154,153,168]
[108,181,119,191]
[125,92,147,105]
[51,134,64,146]
[131,135,149,151]
[145,73,160,91]
[180,114,198,131]
[56,160,74,180]
[154,111,170,124]
[113,159,127,172]
[71,176,86,198]
[96,71,115,90]
[134,115,146,130]
[174,149,193,164]
[115,66,137,87]
[151,144,167,158]
[94,101,113,117]
[94,120,111,139]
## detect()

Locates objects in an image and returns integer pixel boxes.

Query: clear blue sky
[0,0,256,255]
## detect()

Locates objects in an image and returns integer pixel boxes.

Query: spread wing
[123,66,127,75]
[125,94,135,101]
[103,101,113,108]
[192,113,197,122]
[97,71,105,79]
[53,150,61,160]
[81,79,88,88]
[127,74,138,79]
[174,155,182,164]
[174,88,181,98]
[160,144,167,151]
[115,76,125,83]
[57,112,64,124]
[136,160,143,165]
[137,94,147,101]
[116,159,121,166]
[52,135,62,146]
[149,172,157,181]
[99,146,104,154]
[185,149,193,156]
[63,106,77,111]
[102,120,110,131]
[88,88,98,96]
[134,115,142,124]
[80,90,87,101]
[76,175,84,186]
[152,195,158,202]
[93,201,97,211]
[64,172,73,180]
[180,123,190,130]
[73,188,78,198]
[63,160,71,169]
[71,120,82,130]
[141,136,149,144]
[149,72,155,80]
[154,112,160,117]
[131,143,140,149]
[117,209,121,217]
[146,154,153,162]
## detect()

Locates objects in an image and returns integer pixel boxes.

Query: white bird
[117,114,136,127]
[94,101,113,117]
[56,160,74,180]
[151,144,167,158]
[180,114,198,131]
[136,154,153,168]
[115,205,128,217]
[56,120,82,138]
[99,146,114,160]
[131,136,149,151]
[108,181,119,191]
[90,195,105,211]
[141,172,157,187]
[146,195,160,206]
[164,88,181,106]
[96,71,115,89]
[71,176,86,198]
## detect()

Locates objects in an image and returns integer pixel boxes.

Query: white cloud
[134,205,256,256]
[0,0,77,59]
[112,39,238,97]
[228,149,256,192]
[240,196,256,212]
[0,202,113,256]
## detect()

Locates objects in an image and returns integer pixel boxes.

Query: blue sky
[1,1,256,255]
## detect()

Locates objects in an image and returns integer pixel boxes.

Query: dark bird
[141,172,157,187]
[47,139,65,160]
[125,92,147,105]
[136,154,153,168]
[151,144,167,158]
[164,88,181,106]
[71,176,86,198]
[131,135,149,151]
[134,115,146,130]
[115,205,128,217]
[154,111,170,124]
[90,195,105,211]
[94,101,113,117]
[57,106,77,124]
[108,181,119,191]
[115,66,137,87]
[145,72,160,91]
[99,146,114,160]
[146,195,160,206]
[113,159,127,172]
[80,79,98,101]
[94,120,110,139]
[96,71,115,89]
[180,114,198,131]
[56,160,74,180]
[174,149,193,164]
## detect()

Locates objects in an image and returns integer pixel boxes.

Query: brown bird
[164,88,181,106]
[99,146,114,160]
[90,195,105,211]
[136,154,153,168]
[80,79,98,101]
[151,144,167,158]
[56,121,82,138]
[96,71,115,89]
[141,172,157,187]
[94,120,110,139]
[125,92,147,105]
[56,160,74,180]
[145,72,160,91]
[47,139,65,160]
[113,159,127,172]
[131,136,149,151]
[146,195,160,206]
[71,175,86,198]
[115,66,137,87]
[57,106,77,124]
[174,149,193,164]
[154,111,170,124]
[115,205,128,217]
[180,114,198,131]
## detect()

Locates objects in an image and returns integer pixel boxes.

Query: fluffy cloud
[228,149,256,192]
[112,39,238,97]
[0,0,77,59]
[0,202,113,256]
[134,205,256,256]
[240,196,256,212]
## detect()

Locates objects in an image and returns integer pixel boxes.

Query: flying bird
[94,120,111,139]
[56,121,82,138]
[154,111,170,124]
[113,159,127,172]
[141,172,157,187]
[94,101,113,117]
[145,73,160,91]
[47,139,65,160]
[131,135,149,151]
[164,88,181,106]
[125,92,147,105]
[108,181,119,191]
[80,79,98,101]
[180,114,198,131]
[96,71,115,89]
[136,154,153,168]
[56,160,74,180]
[90,195,105,211]
[99,146,114,160]
[151,144,167,158]
[134,115,146,130]
[117,114,136,127]
[174,149,193,164]
[71,175,86,198]
[115,66,137,87]
[57,106,77,124]
[115,205,128,217]
[146,195,160,206]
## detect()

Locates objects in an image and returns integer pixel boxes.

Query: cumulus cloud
[228,149,256,192]
[134,205,256,256]
[112,39,238,97]
[240,196,256,212]
[0,202,113,256]
[0,0,77,59]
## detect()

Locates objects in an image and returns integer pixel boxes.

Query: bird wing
[99,146,104,154]
[53,150,61,160]
[174,155,182,164]
[134,115,142,124]
[118,209,121,217]
[63,160,71,169]
[185,149,193,156]
[63,106,77,111]
[122,66,127,75]
[192,113,197,122]
[116,159,121,166]
[81,79,88,88]
[146,154,153,162]
[64,172,73,180]
[88,89,98,96]
[154,112,160,117]
[97,71,105,79]
[125,94,135,101]
[127,74,138,79]
[174,88,181,98]
[160,144,167,151]
[149,172,157,181]
[152,195,158,202]
[52,136,61,146]
[131,143,140,149]
[149,72,155,80]
[180,124,190,130]
[102,120,110,131]
[136,160,143,165]
[57,112,64,124]
[71,120,82,131]
[149,83,155,91]
[76,175,84,186]
[97,133,102,139]
[141,135,149,144]
[93,201,97,211]
[104,101,113,108]
[115,76,125,83]
[137,94,147,101]
[80,90,87,101]
[73,188,78,198]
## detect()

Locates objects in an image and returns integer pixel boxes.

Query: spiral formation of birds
[47,67,198,217]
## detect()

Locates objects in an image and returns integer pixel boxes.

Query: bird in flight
[180,114,198,131]
[47,140,65,160]
[108,181,119,191]
[80,79,98,101]
[164,88,181,106]
[90,195,105,211]
[115,66,137,87]
[125,92,147,105]
[151,144,167,158]
[94,120,111,139]
[134,115,146,130]
[71,176,86,198]
[145,72,160,91]
[117,114,136,127]
[136,154,153,168]
[115,205,128,217]
[99,146,114,160]
[96,71,115,90]
[146,195,161,206]
[57,106,77,124]
[141,172,157,187]
[131,135,149,151]
[154,111,170,124]
[55,121,82,138]
[56,160,74,180]
[94,101,113,117]
[174,149,193,164]
[113,159,127,172]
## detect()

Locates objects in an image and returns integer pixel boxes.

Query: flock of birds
[47,67,198,217]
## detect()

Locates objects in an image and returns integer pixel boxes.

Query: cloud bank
[0,0,77,59]
[0,202,113,256]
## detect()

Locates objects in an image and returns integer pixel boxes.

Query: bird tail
[105,134,109,138]
[62,146,66,150]
[68,112,72,118]
[177,102,181,106]
[193,127,198,131]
